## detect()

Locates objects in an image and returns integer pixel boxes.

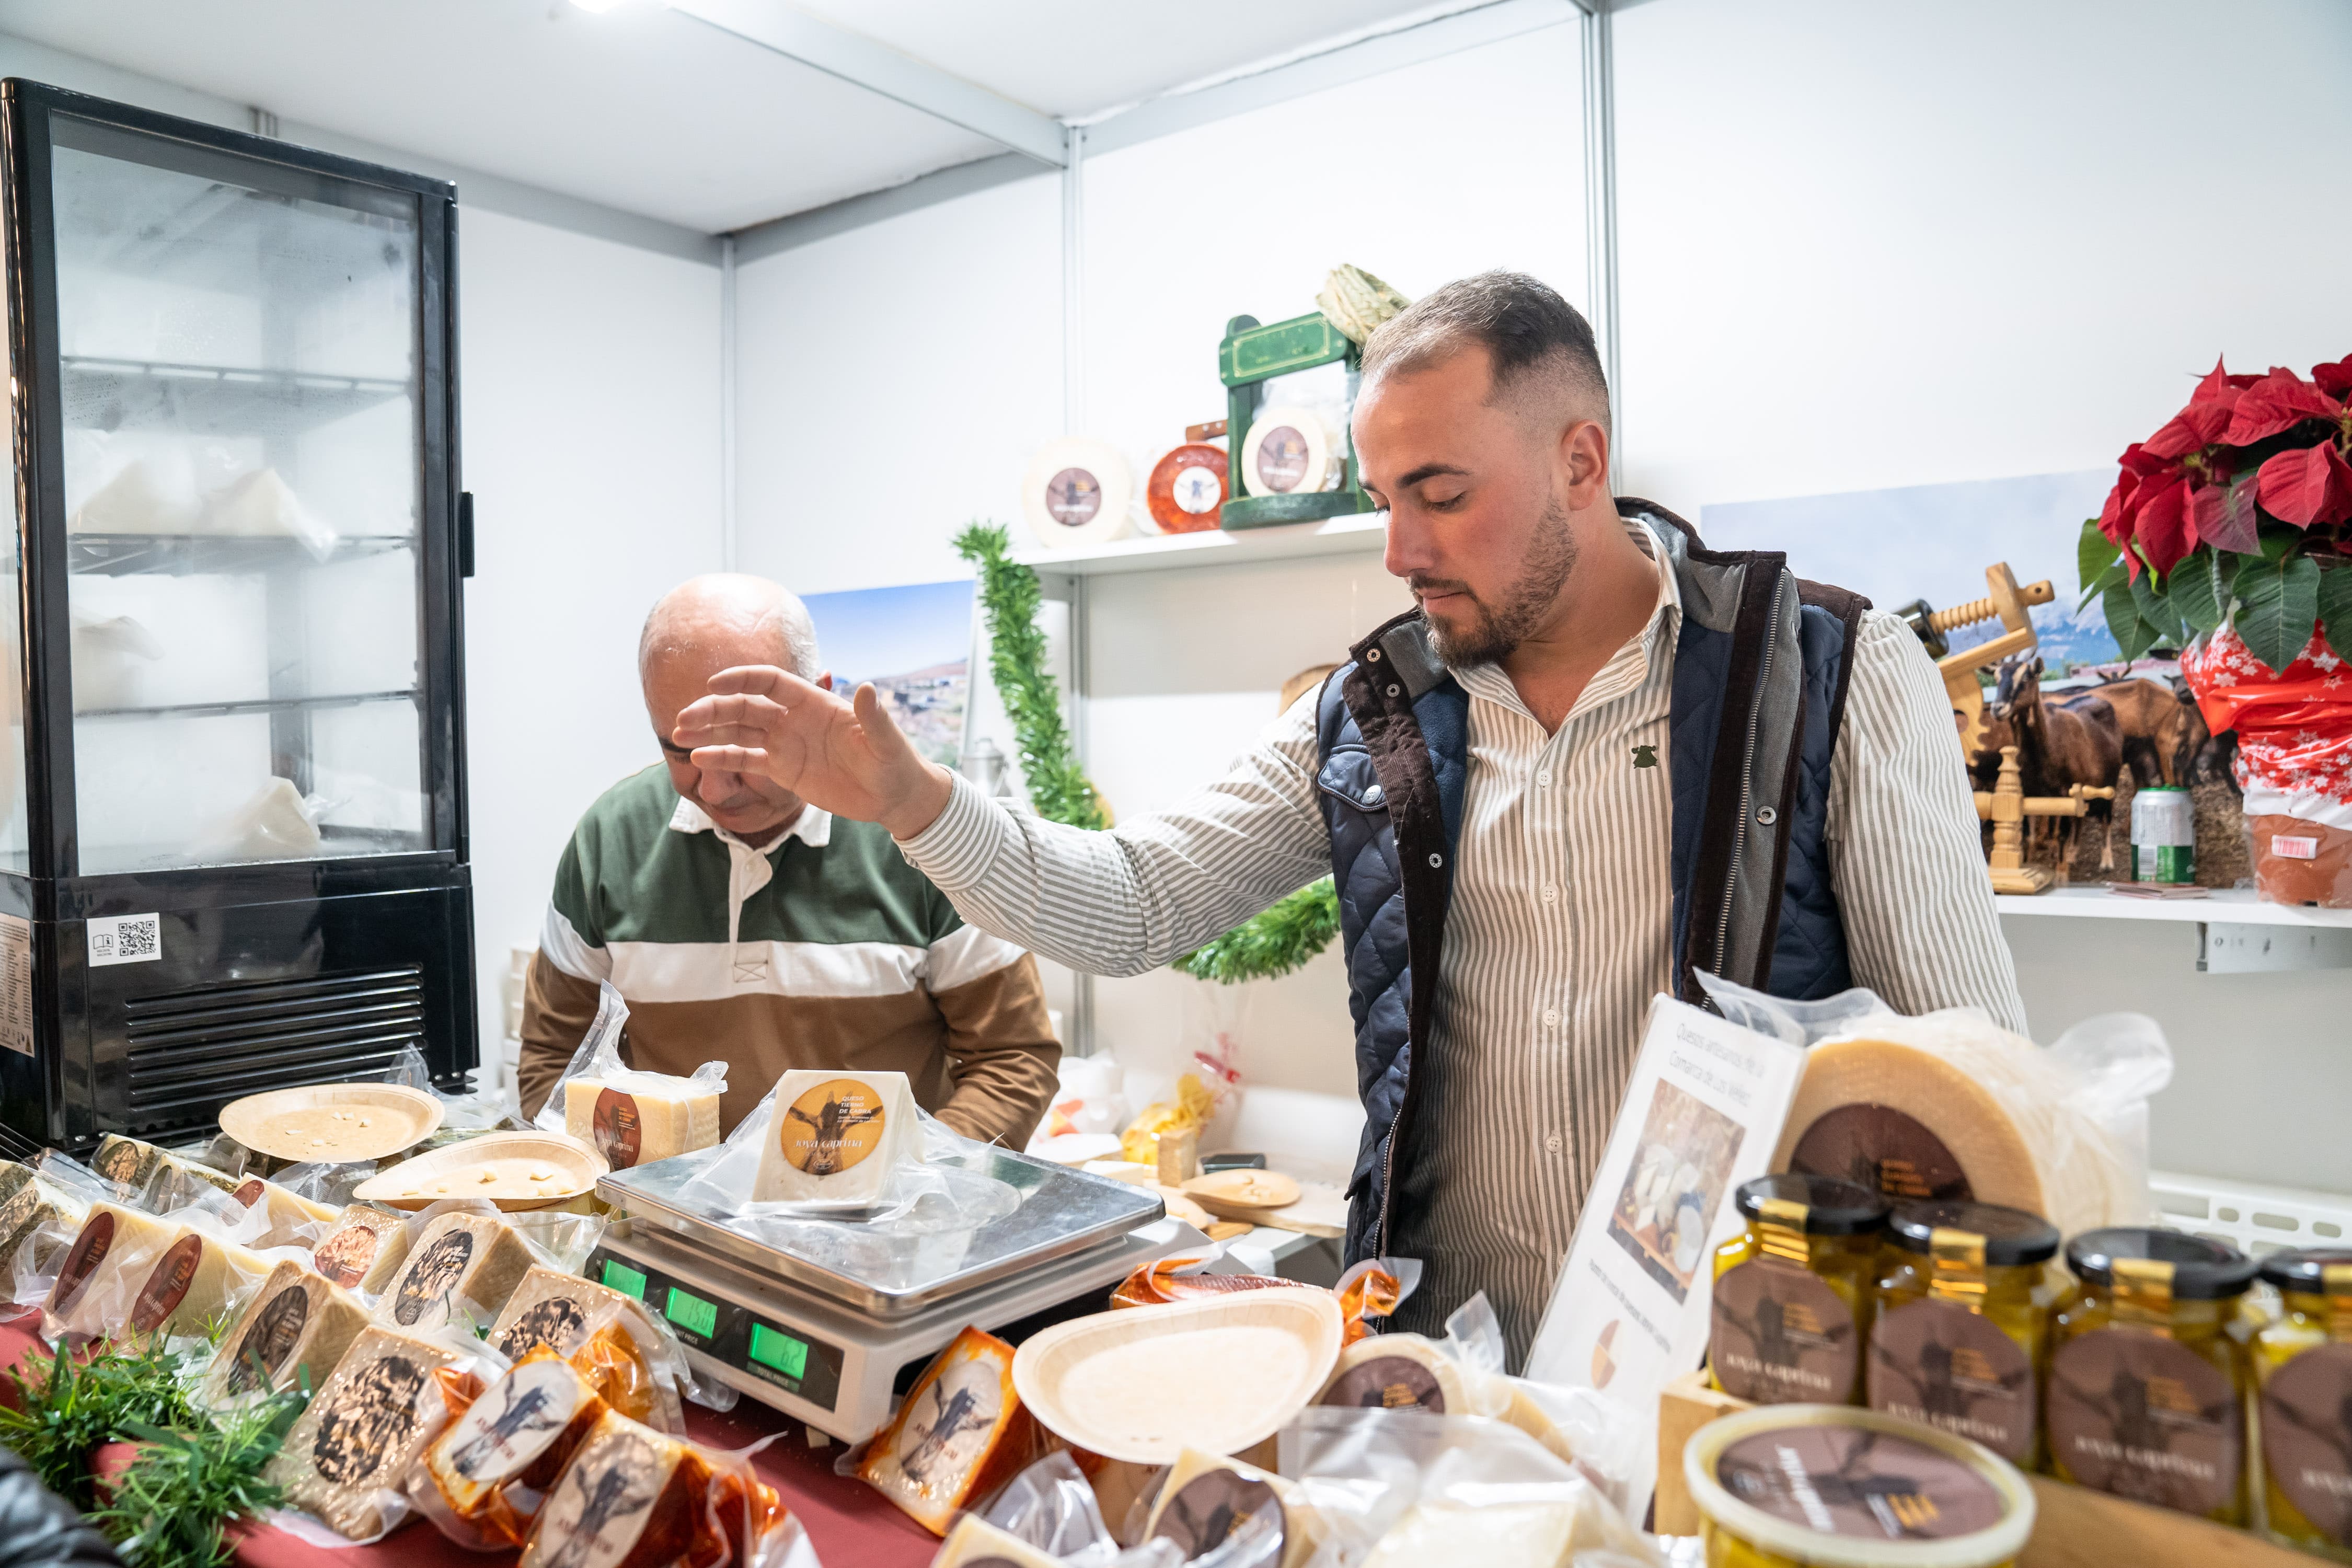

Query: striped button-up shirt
[901,521,2026,1365]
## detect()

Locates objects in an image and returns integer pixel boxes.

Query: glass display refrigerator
[0,81,477,1156]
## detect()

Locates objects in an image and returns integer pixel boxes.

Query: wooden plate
[353,1132,607,1212]
[1011,1292,1343,1463]
[1181,1169,1302,1219]
[218,1083,444,1164]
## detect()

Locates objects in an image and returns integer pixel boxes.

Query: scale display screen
[586,1245,845,1413]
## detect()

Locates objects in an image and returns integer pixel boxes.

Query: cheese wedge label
[313,1208,401,1291]
[52,1209,116,1311]
[1152,1468,1285,1560]
[130,1234,206,1333]
[234,1179,266,1204]
[779,1079,888,1175]
[1323,1354,1449,1412]
[314,1351,432,1485]
[592,1090,642,1169]
[391,1227,476,1326]
[444,1360,584,1485]
[1790,1103,1972,1203]
[222,1282,310,1396]
[500,1294,589,1362]
[530,1421,671,1568]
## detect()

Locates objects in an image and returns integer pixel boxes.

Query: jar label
[2263,1340,2352,1544]
[1711,1256,1861,1403]
[1869,1297,2036,1462]
[1788,1103,1971,1203]
[2047,1328,2240,1515]
[1716,1423,2005,1540]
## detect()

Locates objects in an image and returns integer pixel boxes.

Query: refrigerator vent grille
[122,966,428,1126]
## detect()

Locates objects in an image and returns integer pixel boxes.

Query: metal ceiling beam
[668,0,1069,168]
[1580,0,1621,465]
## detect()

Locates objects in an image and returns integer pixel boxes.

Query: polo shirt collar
[667,794,832,853]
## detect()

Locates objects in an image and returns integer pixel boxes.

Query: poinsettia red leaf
[2143,400,2235,458]
[2118,441,2171,479]
[2222,371,2344,446]
[2314,355,2352,399]
[2256,442,2352,529]
[2099,472,2139,547]
[2202,471,2264,554]
[2133,471,2193,575]
[2193,356,2233,404]
[2186,483,2224,555]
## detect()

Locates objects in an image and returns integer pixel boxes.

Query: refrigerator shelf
[74,687,418,721]
[62,354,410,436]
[66,531,413,577]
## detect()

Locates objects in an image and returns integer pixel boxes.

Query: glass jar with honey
[2252,1247,2352,1558]
[1710,1173,1887,1405]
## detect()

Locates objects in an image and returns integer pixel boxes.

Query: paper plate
[1012,1292,1344,1463]
[218,1083,444,1165]
[1181,1169,1302,1219]
[353,1132,607,1212]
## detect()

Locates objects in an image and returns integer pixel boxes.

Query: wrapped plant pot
[2181,626,2352,907]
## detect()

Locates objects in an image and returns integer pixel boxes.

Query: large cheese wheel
[752,1070,921,1205]
[376,1212,536,1331]
[1145,1449,1323,1568]
[267,1325,469,1539]
[1317,1334,1469,1416]
[202,1260,368,1406]
[311,1204,410,1295]
[519,1411,722,1568]
[1772,1037,2046,1215]
[564,1074,719,1169]
[856,1325,1037,1535]
[426,1350,609,1539]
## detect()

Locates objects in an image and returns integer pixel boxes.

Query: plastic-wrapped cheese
[1362,1501,1587,1566]
[376,1211,536,1331]
[520,1411,730,1568]
[0,1173,86,1275]
[490,1266,675,1429]
[752,1069,921,1205]
[1318,1334,1469,1414]
[564,1075,720,1170]
[122,1228,271,1338]
[267,1325,470,1539]
[1146,1449,1324,1568]
[311,1203,410,1295]
[88,1135,167,1193]
[233,1178,339,1248]
[200,1261,369,1406]
[934,1516,1062,1566]
[856,1325,1039,1534]
[45,1201,181,1325]
[425,1348,611,1542]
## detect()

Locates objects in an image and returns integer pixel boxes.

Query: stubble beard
[1415,497,1581,667]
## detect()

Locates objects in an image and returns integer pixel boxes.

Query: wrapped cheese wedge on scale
[376,1210,537,1331]
[199,1260,368,1406]
[489,1265,678,1428]
[563,1073,720,1170]
[421,1346,614,1546]
[752,1069,922,1205]
[268,1324,475,1539]
[1146,1449,1326,1568]
[310,1203,411,1295]
[857,1325,1043,1534]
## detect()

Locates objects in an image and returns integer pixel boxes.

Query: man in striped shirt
[674,277,2026,1364]
[516,575,1060,1149]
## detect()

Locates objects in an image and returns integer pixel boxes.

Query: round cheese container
[1869,1200,2060,1468]
[2252,1247,2352,1557]
[1685,1403,2035,1568]
[2046,1227,2257,1524]
[1710,1174,1888,1405]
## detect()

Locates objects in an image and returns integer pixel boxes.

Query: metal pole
[1060,124,1085,436]
[719,233,738,571]
[1580,0,1621,478]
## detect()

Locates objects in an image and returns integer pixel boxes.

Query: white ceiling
[0,0,1458,234]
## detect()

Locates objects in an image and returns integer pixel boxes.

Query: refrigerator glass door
[50,116,425,874]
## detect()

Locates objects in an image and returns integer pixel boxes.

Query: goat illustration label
[779,1079,889,1177]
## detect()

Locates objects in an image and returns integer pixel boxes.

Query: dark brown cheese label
[393,1226,476,1326]
[312,1221,381,1289]
[315,1353,428,1485]
[593,1088,643,1169]
[2048,1328,2240,1515]
[2262,1341,2352,1544]
[1151,1468,1286,1559]
[1869,1298,2036,1462]
[1717,1424,2005,1540]
[497,1294,589,1362]
[1789,1103,1971,1202]
[130,1234,203,1332]
[225,1283,311,1394]
[234,1179,267,1207]
[1322,1354,1448,1412]
[52,1210,114,1310]
[444,1361,581,1482]
[1712,1256,1861,1403]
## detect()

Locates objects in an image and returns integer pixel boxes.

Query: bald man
[515,573,1060,1147]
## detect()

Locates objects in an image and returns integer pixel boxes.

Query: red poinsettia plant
[2083,354,2352,674]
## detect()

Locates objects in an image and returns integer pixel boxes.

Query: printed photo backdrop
[800,579,974,766]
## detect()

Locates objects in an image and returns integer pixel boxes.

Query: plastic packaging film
[528,979,724,1171]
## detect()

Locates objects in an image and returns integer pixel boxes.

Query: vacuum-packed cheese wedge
[310,1203,410,1295]
[88,1135,167,1194]
[233,1179,340,1248]
[267,1325,469,1539]
[0,1174,86,1274]
[200,1260,369,1406]
[0,1161,34,1207]
[1496,1383,1579,1467]
[856,1325,1038,1535]
[45,1201,179,1320]
[121,1228,271,1338]
[1145,1449,1324,1568]
[1317,1333,1469,1415]
[563,1074,720,1170]
[520,1411,727,1568]
[1362,1501,1585,1567]
[377,1211,536,1331]
[424,1347,610,1540]
[752,1069,921,1205]
[488,1265,673,1428]
[933,1516,1062,1567]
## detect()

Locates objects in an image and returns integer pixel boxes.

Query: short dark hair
[1358,270,1610,434]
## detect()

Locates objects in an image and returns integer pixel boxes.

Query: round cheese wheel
[1770,1036,2047,1219]
[1239,406,1334,497]
[1317,1333,1468,1416]
[1022,437,1133,549]
[1146,443,1228,534]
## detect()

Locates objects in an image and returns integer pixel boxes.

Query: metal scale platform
[587,1142,1189,1442]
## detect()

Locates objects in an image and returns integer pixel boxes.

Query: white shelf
[1013,514,1386,576]
[1996,886,2352,927]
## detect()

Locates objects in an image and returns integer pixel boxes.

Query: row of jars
[1708,1171,2352,1558]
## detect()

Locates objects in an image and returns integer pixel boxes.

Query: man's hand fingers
[706,664,824,701]
[688,743,770,774]
[851,683,922,768]
[672,691,790,747]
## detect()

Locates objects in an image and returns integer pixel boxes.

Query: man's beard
[1412,499,1579,667]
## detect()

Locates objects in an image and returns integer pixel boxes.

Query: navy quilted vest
[1315,500,1869,1263]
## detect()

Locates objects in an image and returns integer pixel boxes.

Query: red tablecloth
[0,1308,936,1568]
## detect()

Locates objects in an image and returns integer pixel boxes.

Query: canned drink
[2131,786,2195,883]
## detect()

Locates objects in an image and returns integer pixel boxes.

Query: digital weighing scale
[587,1142,1191,1443]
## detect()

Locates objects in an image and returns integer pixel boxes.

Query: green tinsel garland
[954,521,1339,984]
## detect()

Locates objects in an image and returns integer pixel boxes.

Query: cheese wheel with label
[1317,1333,1469,1415]
[1770,1037,2045,1215]
[934,1516,1062,1567]
[201,1260,368,1406]
[1145,1449,1324,1568]
[518,1411,727,1568]
[425,1348,610,1540]
[857,1325,1038,1535]
[375,1211,536,1332]
[563,1075,720,1170]
[268,1325,469,1539]
[490,1265,675,1429]
[311,1203,410,1295]
[751,1069,922,1205]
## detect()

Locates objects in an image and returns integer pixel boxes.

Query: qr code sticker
[88,913,162,967]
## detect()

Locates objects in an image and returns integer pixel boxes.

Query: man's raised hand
[671,665,954,838]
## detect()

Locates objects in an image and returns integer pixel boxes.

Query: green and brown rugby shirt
[516,765,1059,1148]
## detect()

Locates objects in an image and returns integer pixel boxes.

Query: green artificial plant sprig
[90,1396,298,1568]
[0,1338,200,1509]
[953,523,1106,831]
[1172,878,1340,983]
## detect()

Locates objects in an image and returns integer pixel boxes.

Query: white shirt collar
[666,793,833,852]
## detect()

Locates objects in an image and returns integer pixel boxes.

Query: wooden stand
[1655,1370,2307,1567]
[1973,744,2116,894]
[1936,563,2055,764]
